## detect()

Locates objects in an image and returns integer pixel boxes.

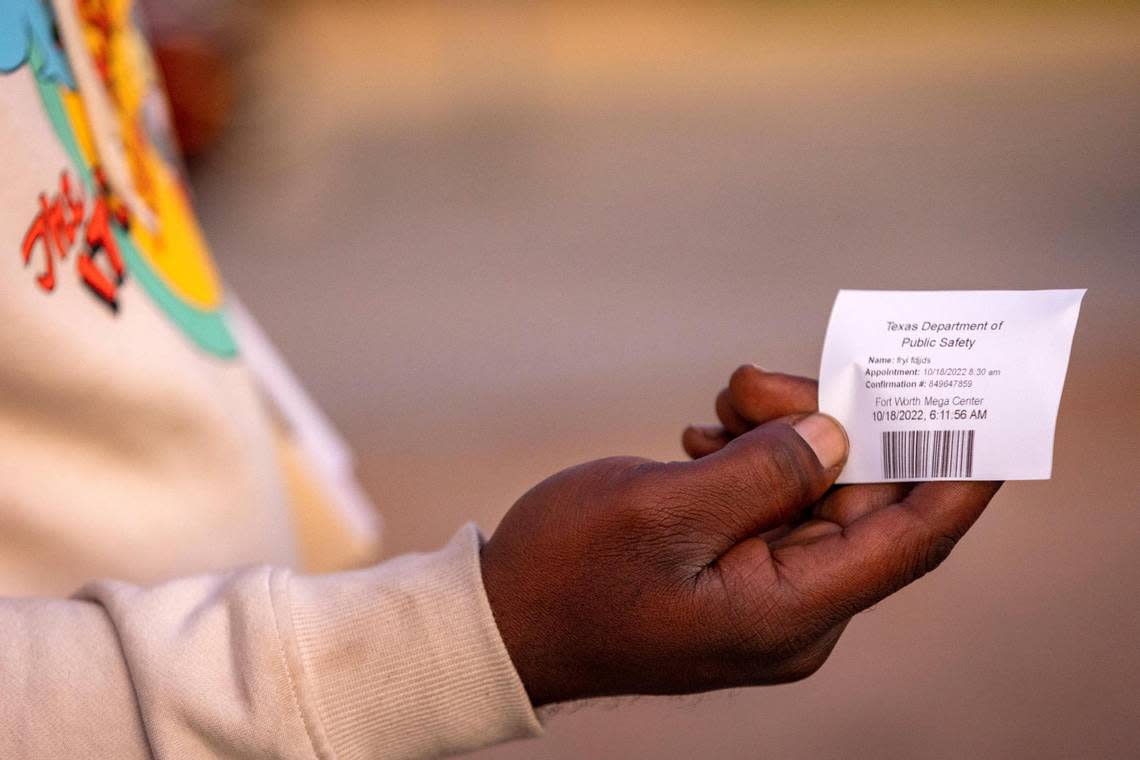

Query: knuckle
[730,363,756,382]
[715,388,740,426]
[728,365,765,415]
[923,533,961,573]
[907,532,960,582]
[603,457,664,495]
[584,459,663,522]
[729,364,759,394]
[775,650,830,683]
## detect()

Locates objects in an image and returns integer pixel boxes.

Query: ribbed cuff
[281,523,543,760]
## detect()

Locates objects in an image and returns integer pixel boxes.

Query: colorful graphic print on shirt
[0,0,237,357]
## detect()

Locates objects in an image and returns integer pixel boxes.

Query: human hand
[481,366,1001,706]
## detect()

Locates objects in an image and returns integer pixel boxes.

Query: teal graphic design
[0,0,237,357]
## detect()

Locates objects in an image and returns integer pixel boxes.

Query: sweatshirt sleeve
[0,523,543,760]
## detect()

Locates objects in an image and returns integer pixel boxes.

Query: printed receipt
[819,290,1085,483]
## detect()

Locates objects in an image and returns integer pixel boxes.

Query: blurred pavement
[192,4,1140,758]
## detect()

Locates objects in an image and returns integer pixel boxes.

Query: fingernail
[793,413,848,469]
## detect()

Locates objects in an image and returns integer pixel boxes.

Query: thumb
[681,414,848,553]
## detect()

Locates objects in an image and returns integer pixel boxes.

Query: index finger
[773,480,1002,621]
[728,365,818,425]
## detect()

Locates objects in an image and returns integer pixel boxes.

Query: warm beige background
[194,3,1140,758]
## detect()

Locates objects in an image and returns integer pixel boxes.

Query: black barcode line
[881,430,975,479]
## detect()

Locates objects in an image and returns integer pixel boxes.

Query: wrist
[480,541,570,707]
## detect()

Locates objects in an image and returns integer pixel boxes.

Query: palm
[686,366,999,664]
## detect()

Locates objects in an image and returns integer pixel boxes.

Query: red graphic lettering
[21,171,85,291]
[77,192,126,310]
[20,168,129,311]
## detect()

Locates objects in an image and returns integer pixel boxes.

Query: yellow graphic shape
[60,87,97,165]
[127,161,222,309]
[77,0,222,309]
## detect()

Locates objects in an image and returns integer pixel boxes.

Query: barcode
[881,430,975,479]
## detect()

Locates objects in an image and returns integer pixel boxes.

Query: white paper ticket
[818,289,1085,483]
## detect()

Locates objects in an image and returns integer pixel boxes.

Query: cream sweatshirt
[0,1,542,756]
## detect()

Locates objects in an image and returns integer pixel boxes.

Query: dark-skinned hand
[482,365,1002,706]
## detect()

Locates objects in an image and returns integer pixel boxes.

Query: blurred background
[146,2,1139,758]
